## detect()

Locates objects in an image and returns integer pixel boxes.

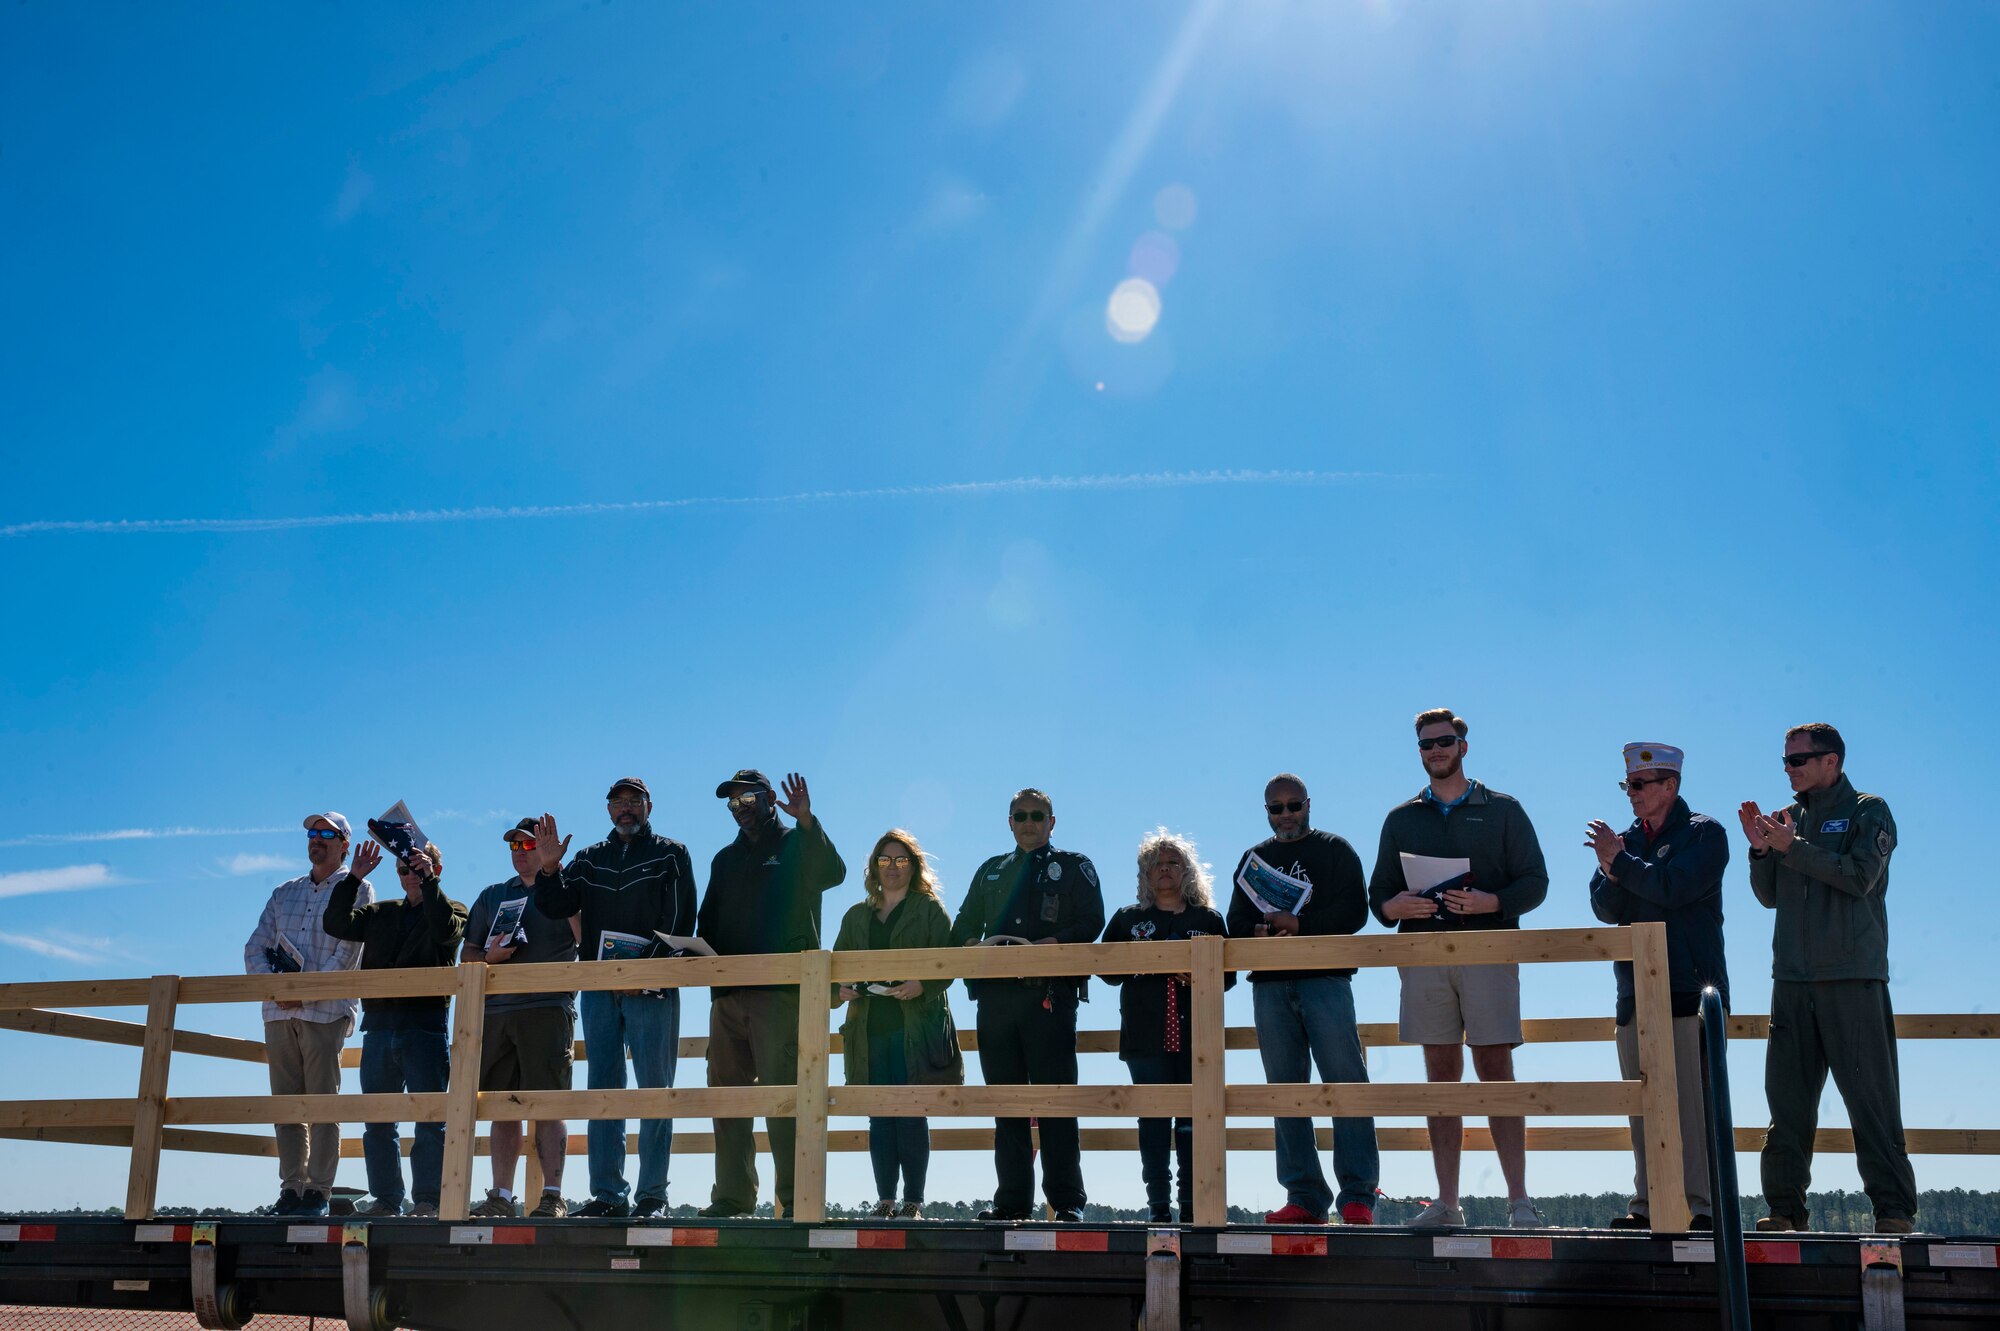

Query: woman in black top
[1100,829,1233,1223]
[831,829,962,1218]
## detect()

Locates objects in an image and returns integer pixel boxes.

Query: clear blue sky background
[3,1,1996,1214]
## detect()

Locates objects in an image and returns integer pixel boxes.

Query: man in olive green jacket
[1739,722,1916,1234]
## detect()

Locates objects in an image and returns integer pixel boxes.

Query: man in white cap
[1587,743,1729,1230]
[242,812,374,1216]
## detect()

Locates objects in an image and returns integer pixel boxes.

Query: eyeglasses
[608,798,646,812]
[305,828,343,841]
[1783,752,1835,769]
[1619,775,1673,793]
[505,836,538,852]
[726,792,768,811]
[875,854,913,868]
[395,861,427,877]
[1417,735,1462,752]
[1011,809,1048,823]
[1265,800,1306,815]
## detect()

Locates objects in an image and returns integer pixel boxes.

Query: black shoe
[977,1207,1031,1222]
[1148,1204,1174,1224]
[1688,1215,1714,1231]
[1054,1208,1085,1223]
[1608,1213,1648,1229]
[295,1191,330,1218]
[271,1189,304,1216]
[696,1201,750,1219]
[632,1197,667,1219]
[572,1198,631,1219]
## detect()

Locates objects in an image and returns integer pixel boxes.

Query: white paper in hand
[1400,853,1472,893]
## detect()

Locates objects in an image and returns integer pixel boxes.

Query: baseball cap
[715,768,773,798]
[605,777,651,801]
[503,817,538,845]
[302,812,353,839]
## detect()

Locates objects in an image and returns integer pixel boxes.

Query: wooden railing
[3,925,1982,1230]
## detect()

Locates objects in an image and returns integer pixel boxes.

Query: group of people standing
[243,709,1918,1235]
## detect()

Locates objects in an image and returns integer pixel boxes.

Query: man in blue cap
[1587,743,1729,1230]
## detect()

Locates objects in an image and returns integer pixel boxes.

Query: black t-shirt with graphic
[1225,830,1370,982]
[1099,904,1234,1061]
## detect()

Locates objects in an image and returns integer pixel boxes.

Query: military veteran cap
[1622,742,1684,777]
[715,768,773,798]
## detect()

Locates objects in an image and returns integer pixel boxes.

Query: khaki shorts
[479,1005,575,1093]
[1397,963,1523,1047]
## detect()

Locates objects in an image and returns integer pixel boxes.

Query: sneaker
[1409,1201,1466,1229]
[1755,1214,1801,1233]
[695,1201,749,1219]
[1264,1203,1328,1225]
[1148,1204,1174,1224]
[1875,1217,1916,1236]
[1054,1208,1084,1223]
[977,1207,1031,1222]
[530,1192,568,1219]
[295,1191,331,1218]
[1507,1199,1546,1229]
[352,1197,403,1218]
[868,1199,896,1219]
[271,1190,304,1217]
[633,1198,667,1219]
[408,1202,438,1219]
[1339,1203,1375,1226]
[574,1197,632,1219]
[469,1191,517,1219]
[896,1202,924,1220]
[1608,1212,1648,1229]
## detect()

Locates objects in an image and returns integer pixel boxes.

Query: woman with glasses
[1100,828,1233,1224]
[831,829,963,1219]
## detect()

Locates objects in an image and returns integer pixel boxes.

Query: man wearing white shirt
[242,812,373,1217]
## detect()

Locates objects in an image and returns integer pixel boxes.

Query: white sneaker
[1508,1198,1546,1229]
[1409,1201,1465,1228]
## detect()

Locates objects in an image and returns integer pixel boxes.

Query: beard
[1428,752,1464,782]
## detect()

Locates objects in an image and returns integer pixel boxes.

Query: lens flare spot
[1154,183,1198,230]
[1128,231,1180,286]
[1106,277,1162,343]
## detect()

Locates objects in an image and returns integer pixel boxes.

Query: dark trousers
[976,985,1085,1213]
[1762,979,1918,1224]
[866,1032,929,1203]
[708,988,799,1213]
[1126,1052,1193,1211]
[358,1028,449,1207]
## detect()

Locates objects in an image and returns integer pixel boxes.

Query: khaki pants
[1616,1013,1711,1219]
[266,1017,351,1195]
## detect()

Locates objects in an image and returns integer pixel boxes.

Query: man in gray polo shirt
[463,818,581,1218]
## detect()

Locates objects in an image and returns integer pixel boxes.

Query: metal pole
[1700,986,1752,1330]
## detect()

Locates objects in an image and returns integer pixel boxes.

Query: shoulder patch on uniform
[1820,818,1850,834]
[1875,827,1893,856]
[1079,859,1099,888]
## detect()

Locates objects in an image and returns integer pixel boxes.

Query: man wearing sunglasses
[950,788,1105,1222]
[1225,774,1379,1225]
[462,819,583,1218]
[243,812,374,1216]
[1739,723,1916,1235]
[530,777,697,1219]
[1587,743,1729,1231]
[1369,709,1550,1229]
[696,769,847,1220]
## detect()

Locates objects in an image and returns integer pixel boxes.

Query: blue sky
[2,0,1996,1213]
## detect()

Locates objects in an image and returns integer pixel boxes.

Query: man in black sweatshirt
[530,776,698,1219]
[695,769,846,1219]
[1225,773,1379,1225]
[1368,708,1550,1230]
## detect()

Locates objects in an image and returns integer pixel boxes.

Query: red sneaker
[1263,1203,1328,1225]
[1339,1203,1375,1226]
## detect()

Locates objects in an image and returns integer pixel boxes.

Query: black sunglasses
[1783,751,1835,769]
[1265,800,1306,815]
[1619,775,1673,793]
[1417,735,1462,752]
[1011,809,1048,823]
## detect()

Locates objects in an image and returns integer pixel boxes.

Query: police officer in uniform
[952,787,1106,1221]
[1739,723,1917,1235]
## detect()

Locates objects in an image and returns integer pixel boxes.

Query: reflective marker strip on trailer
[447,1226,537,1246]
[1745,1241,1802,1264]
[286,1225,343,1244]
[623,1228,719,1248]
[1673,1241,1716,1264]
[1431,1237,1555,1261]
[808,1229,908,1250]
[1004,1230,1112,1252]
[1216,1234,1327,1257]
[0,1227,58,1243]
[133,1224,191,1243]
[1928,1244,2000,1269]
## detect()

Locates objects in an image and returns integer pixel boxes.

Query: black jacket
[950,844,1106,1000]
[1367,782,1549,931]
[322,871,467,1032]
[1099,903,1235,1060]
[532,824,697,966]
[1588,797,1730,1023]
[1225,830,1371,982]
[697,815,846,994]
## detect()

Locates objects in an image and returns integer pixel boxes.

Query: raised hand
[534,813,572,875]
[1759,808,1796,853]
[777,772,813,827]
[1585,820,1622,872]
[1738,801,1770,850]
[350,840,384,880]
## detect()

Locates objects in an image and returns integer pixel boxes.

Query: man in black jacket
[530,776,698,1219]
[323,838,468,1217]
[950,787,1105,1222]
[696,769,846,1219]
[1226,773,1379,1225]
[1369,708,1550,1229]
[1588,742,1728,1230]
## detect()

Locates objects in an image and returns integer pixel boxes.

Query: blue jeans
[1125,1051,1193,1210]
[1252,976,1380,1216]
[358,1027,450,1207]
[580,989,680,1206]
[865,1032,929,1203]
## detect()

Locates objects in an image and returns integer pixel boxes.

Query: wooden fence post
[123,974,181,1219]
[791,951,832,1224]
[1631,922,1690,1232]
[437,962,489,1221]
[1190,935,1227,1227]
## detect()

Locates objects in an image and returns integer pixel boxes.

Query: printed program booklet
[484,897,529,951]
[1236,852,1315,917]
[267,932,306,973]
[365,800,432,868]
[596,930,718,962]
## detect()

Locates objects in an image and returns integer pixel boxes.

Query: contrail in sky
[0,825,287,849]
[0,469,1406,539]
